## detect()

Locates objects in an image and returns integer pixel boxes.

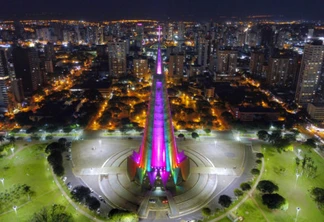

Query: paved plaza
[69,133,255,220]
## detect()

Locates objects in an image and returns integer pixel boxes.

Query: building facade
[295,42,324,105]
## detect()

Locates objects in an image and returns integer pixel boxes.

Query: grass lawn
[233,198,267,222]
[251,146,324,222]
[0,142,91,222]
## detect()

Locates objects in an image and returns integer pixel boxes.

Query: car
[62,176,67,182]
[162,199,168,204]
[68,148,71,152]
[89,188,93,193]
[67,184,73,190]
[98,195,104,201]
[96,208,100,214]
[149,199,156,203]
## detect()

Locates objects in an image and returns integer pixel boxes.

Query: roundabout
[71,136,251,220]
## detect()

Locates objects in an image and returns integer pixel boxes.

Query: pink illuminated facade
[127,26,189,188]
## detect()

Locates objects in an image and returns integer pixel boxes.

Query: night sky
[0,0,323,20]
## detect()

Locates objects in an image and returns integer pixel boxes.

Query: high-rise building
[11,78,24,103]
[133,57,148,77]
[127,27,189,189]
[250,52,265,76]
[216,49,238,75]
[36,27,52,41]
[44,42,55,61]
[167,23,174,41]
[266,57,290,85]
[168,53,184,78]
[295,41,324,105]
[12,47,43,95]
[197,37,209,67]
[135,23,144,49]
[0,48,10,107]
[107,40,127,76]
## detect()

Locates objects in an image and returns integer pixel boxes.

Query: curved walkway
[51,170,104,222]
[210,157,265,221]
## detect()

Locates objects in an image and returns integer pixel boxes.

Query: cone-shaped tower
[127,26,190,189]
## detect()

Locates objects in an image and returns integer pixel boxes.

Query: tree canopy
[310,187,324,210]
[257,180,279,194]
[262,193,287,210]
[218,195,232,208]
[29,204,72,222]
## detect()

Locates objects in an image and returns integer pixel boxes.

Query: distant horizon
[0,14,323,23]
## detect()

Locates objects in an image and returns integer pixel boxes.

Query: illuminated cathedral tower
[127,26,190,189]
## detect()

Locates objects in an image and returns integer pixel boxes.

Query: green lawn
[252,147,324,222]
[0,143,90,222]
[233,199,266,222]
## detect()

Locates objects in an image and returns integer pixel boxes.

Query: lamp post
[13,205,17,214]
[295,207,301,222]
[0,178,4,186]
[10,147,15,154]
[297,149,301,156]
[295,172,301,188]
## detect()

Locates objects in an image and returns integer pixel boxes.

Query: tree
[256,153,264,158]
[234,189,244,197]
[108,209,138,222]
[218,195,232,208]
[22,184,34,200]
[71,186,91,202]
[310,187,324,210]
[85,196,100,211]
[257,130,269,141]
[204,129,211,134]
[262,193,287,210]
[0,135,5,144]
[251,168,260,175]
[256,159,262,164]
[257,180,279,194]
[301,139,317,150]
[58,138,67,147]
[14,111,33,126]
[240,182,251,191]
[47,151,63,166]
[45,142,64,153]
[201,207,212,217]
[268,130,282,144]
[26,126,38,134]
[29,204,72,222]
[178,134,185,139]
[8,136,15,145]
[221,111,233,121]
[191,132,199,139]
[53,164,64,177]
[63,127,72,133]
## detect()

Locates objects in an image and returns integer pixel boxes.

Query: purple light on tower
[156,26,162,75]
[127,25,190,189]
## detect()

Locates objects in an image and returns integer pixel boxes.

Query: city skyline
[1,0,324,21]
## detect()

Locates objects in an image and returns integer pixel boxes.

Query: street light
[0,178,4,186]
[13,205,17,214]
[295,172,301,188]
[295,207,301,222]
[99,140,102,146]
[10,147,15,154]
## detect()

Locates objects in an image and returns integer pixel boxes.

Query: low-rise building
[307,103,324,121]
[232,106,280,121]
